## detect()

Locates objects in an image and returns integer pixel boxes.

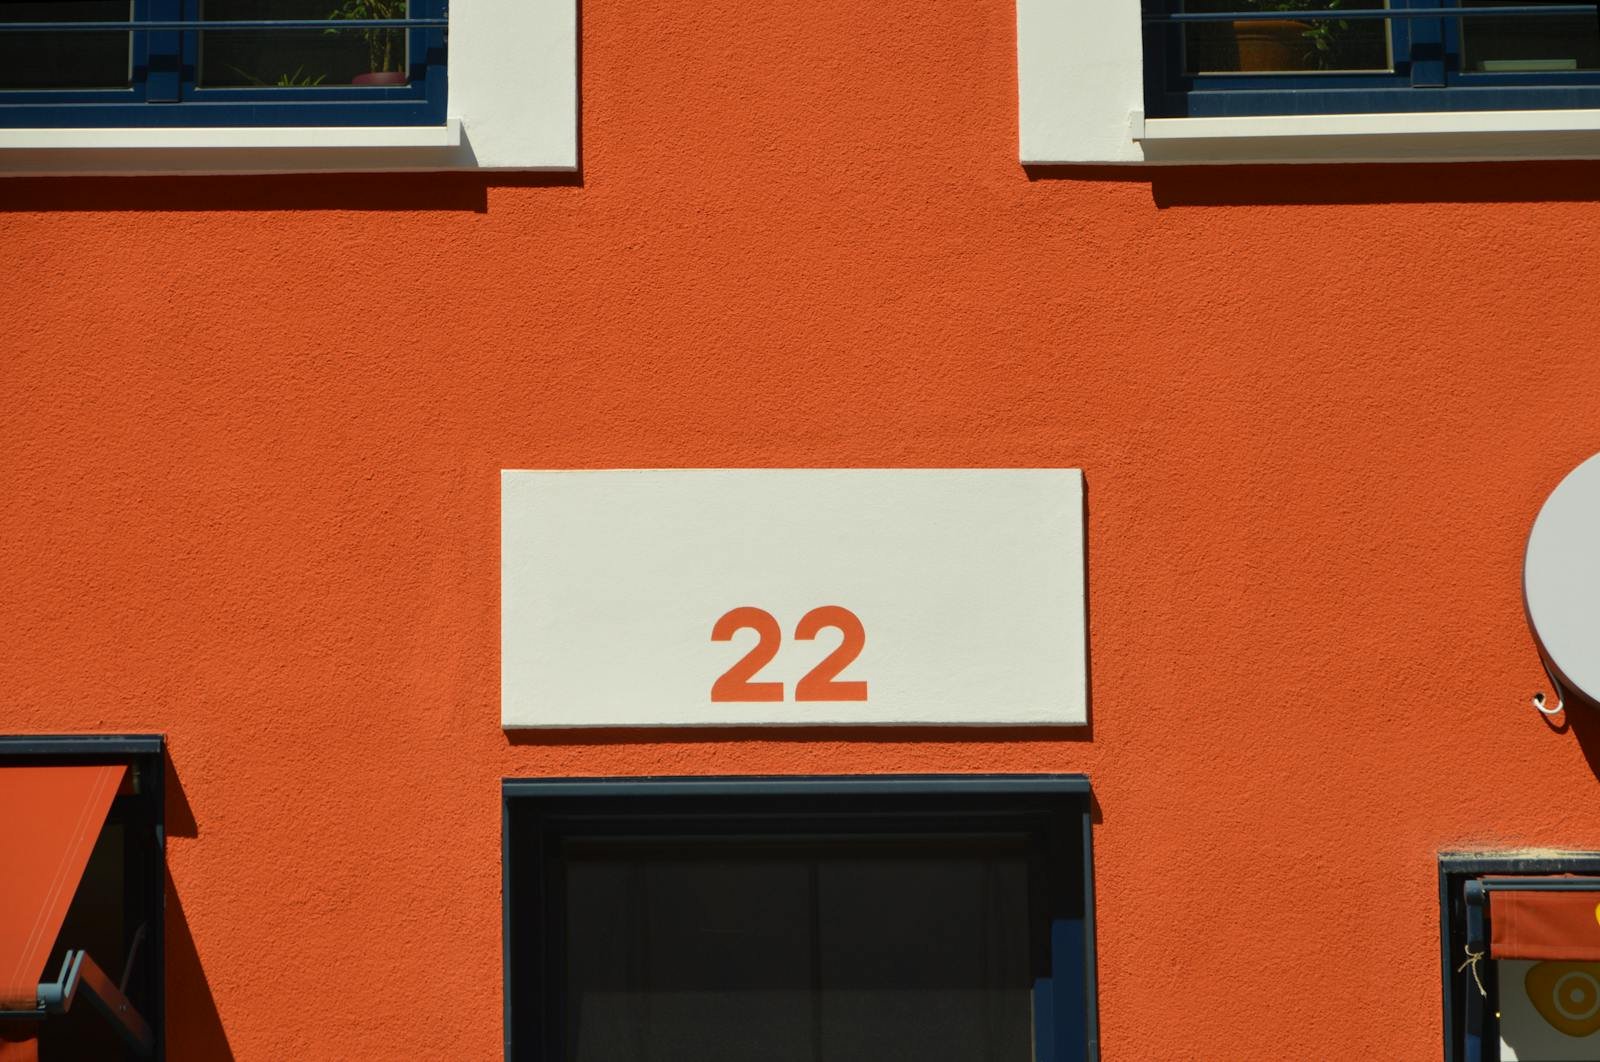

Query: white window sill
[0,120,462,151]
[1133,109,1600,165]
[0,120,484,175]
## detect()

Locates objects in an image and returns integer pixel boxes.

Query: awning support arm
[36,950,154,1058]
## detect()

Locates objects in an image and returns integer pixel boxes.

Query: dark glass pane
[40,820,127,1061]
[0,1,130,90]
[1182,0,1392,74]
[564,838,1031,1062]
[1462,0,1600,72]
[199,0,409,89]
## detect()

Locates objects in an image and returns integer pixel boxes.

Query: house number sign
[501,469,1086,728]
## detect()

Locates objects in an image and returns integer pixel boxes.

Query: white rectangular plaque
[501,469,1086,727]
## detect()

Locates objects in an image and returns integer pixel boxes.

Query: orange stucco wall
[6,1,1600,1058]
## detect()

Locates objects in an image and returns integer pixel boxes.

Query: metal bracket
[32,950,153,1058]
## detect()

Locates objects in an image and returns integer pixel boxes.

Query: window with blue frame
[503,776,1099,1062]
[1440,852,1600,1062]
[1145,1,1600,118]
[0,0,446,127]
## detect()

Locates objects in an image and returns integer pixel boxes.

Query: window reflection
[199,0,409,89]
[1462,0,1600,73]
[1182,1,1393,75]
[0,1,131,90]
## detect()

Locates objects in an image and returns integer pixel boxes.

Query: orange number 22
[710,606,867,702]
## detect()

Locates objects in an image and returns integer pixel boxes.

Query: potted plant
[328,0,410,85]
[1228,0,1351,73]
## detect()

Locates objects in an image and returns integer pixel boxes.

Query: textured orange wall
[6,0,1600,1058]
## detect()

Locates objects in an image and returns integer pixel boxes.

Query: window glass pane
[813,854,1032,1061]
[198,0,409,89]
[1462,0,1600,73]
[563,839,1032,1062]
[41,820,127,1062]
[0,1,131,90]
[1182,1,1393,75]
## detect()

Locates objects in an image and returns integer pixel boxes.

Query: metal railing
[0,18,446,33]
[1144,4,1598,23]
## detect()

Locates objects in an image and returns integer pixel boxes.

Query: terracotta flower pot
[352,71,408,86]
[1232,19,1312,72]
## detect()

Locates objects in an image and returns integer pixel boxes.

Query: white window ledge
[0,0,574,176]
[0,121,461,151]
[1017,0,1600,165]
[1134,109,1600,165]
[0,121,485,175]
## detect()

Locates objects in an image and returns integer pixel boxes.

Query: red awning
[0,765,125,1010]
[1491,887,1600,961]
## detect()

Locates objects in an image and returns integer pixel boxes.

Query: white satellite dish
[1526,452,1600,710]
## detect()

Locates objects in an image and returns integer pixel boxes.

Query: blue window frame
[503,775,1099,1062]
[0,2,446,127]
[1145,2,1600,118]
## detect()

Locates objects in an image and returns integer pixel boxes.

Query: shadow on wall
[500,730,1106,826]
[165,873,234,1062]
[164,752,235,1062]
[1025,160,1600,208]
[0,171,579,214]
[1542,691,1600,784]
[503,722,1096,748]
[19,158,1600,214]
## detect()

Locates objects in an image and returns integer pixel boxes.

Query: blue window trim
[1145,1,1600,118]
[1438,852,1600,1062]
[502,774,1099,1062]
[0,2,446,127]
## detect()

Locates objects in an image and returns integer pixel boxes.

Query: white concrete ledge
[1141,108,1600,141]
[0,119,542,175]
[1135,109,1600,164]
[0,118,461,151]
